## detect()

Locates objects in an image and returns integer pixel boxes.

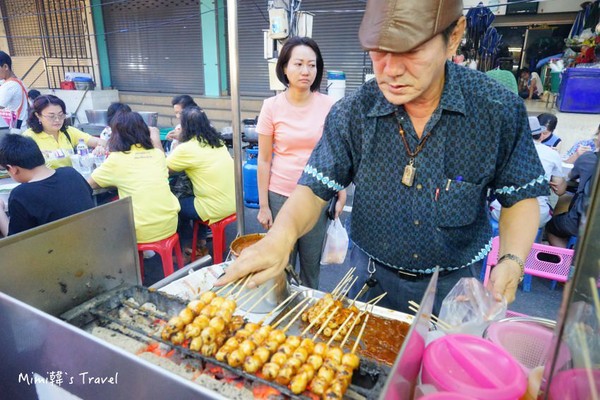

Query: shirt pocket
[436,179,485,228]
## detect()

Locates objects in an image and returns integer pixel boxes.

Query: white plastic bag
[438,277,507,336]
[320,218,349,265]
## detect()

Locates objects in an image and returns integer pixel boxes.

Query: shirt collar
[366,61,467,118]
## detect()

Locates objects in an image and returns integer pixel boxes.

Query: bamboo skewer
[335,276,358,301]
[326,312,355,346]
[282,301,312,333]
[349,283,368,308]
[235,286,261,303]
[234,274,254,299]
[238,283,278,313]
[271,297,311,330]
[340,313,362,349]
[589,277,600,326]
[257,291,301,326]
[365,292,387,306]
[300,301,335,336]
[351,313,370,354]
[311,306,341,341]
[213,280,234,296]
[332,268,355,296]
[225,276,245,298]
[408,300,452,331]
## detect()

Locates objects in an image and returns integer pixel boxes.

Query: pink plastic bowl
[548,368,600,400]
[420,392,478,400]
[422,334,527,400]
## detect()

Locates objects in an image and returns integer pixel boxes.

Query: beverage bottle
[76,139,89,156]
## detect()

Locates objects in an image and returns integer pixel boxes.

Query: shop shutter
[302,0,367,95]
[237,2,272,97]
[102,0,205,94]
[236,1,366,97]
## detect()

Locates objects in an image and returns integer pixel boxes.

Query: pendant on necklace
[402,159,416,187]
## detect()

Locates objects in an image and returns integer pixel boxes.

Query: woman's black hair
[171,95,198,109]
[275,36,324,92]
[179,106,223,148]
[108,111,153,152]
[107,102,132,125]
[26,94,69,134]
[537,113,558,133]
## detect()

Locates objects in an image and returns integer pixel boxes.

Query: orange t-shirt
[256,92,335,197]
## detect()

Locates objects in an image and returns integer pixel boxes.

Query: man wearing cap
[218,0,547,312]
[490,116,566,227]
[0,51,29,137]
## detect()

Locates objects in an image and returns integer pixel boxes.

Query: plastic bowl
[484,318,571,373]
[422,334,527,400]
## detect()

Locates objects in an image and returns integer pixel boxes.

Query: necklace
[398,120,434,187]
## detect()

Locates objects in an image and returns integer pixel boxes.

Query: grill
[59,284,397,400]
[0,199,412,399]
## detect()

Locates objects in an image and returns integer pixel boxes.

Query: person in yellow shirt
[88,110,180,244]
[166,106,235,254]
[23,95,105,169]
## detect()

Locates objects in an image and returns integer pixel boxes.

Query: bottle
[76,139,89,156]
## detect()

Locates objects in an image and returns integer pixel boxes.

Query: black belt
[380,263,458,281]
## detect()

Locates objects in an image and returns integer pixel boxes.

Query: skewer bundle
[159,270,387,400]
[159,276,256,356]
[301,269,363,340]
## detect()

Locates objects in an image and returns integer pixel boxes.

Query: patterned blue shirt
[299,61,548,273]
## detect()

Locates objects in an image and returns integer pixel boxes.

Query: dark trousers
[347,245,477,315]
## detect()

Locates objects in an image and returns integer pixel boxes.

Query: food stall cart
[0,199,417,399]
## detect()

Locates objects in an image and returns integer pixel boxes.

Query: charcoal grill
[0,200,411,399]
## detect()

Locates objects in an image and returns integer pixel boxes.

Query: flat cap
[359,0,463,53]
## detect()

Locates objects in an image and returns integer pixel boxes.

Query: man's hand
[214,233,290,289]
[488,259,522,303]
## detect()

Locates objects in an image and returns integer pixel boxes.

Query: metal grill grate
[1,0,44,56]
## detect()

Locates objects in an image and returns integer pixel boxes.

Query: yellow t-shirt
[91,145,180,243]
[23,126,92,169]
[167,138,235,223]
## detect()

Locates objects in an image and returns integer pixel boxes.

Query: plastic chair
[483,236,573,292]
[480,218,542,285]
[137,232,184,279]
[191,213,237,264]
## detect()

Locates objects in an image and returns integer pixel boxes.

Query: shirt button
[416,184,423,190]
[414,220,420,225]
[413,253,419,259]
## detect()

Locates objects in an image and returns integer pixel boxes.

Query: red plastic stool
[192,214,237,264]
[137,232,184,279]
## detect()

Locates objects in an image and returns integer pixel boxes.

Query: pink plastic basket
[484,318,571,373]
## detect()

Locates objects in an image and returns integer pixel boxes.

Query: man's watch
[497,253,525,282]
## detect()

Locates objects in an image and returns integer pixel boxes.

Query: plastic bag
[320,218,349,265]
[438,277,507,335]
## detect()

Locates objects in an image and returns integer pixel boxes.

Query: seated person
[537,113,562,152]
[546,146,599,248]
[101,103,163,152]
[27,89,41,103]
[0,134,94,237]
[166,106,235,255]
[563,124,599,164]
[166,94,199,151]
[490,117,566,228]
[88,110,180,244]
[518,67,543,100]
[23,95,106,168]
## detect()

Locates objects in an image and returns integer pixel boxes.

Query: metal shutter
[236,1,366,97]
[302,0,366,94]
[237,1,271,96]
[102,0,205,94]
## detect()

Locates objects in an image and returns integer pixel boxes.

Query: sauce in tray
[355,314,410,366]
